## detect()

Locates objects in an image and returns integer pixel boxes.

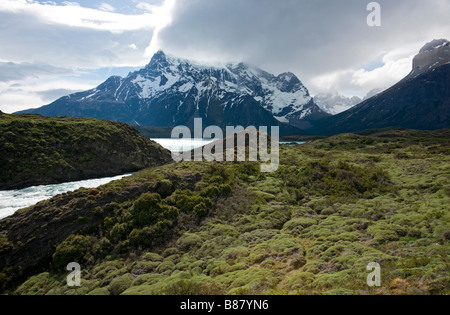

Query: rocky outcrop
[0,114,173,190]
[411,39,450,79]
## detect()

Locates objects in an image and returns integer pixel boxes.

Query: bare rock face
[411,39,450,78]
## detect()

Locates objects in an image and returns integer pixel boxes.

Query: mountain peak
[153,50,167,60]
[419,39,449,54]
[411,39,450,78]
[146,50,171,71]
[18,51,328,131]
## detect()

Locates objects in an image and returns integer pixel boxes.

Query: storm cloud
[157,0,450,95]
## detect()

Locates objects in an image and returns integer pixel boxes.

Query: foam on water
[151,138,218,152]
[0,174,131,220]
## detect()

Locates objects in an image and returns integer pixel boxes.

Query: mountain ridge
[19,51,328,133]
[307,40,450,135]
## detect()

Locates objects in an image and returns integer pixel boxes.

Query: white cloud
[0,0,172,34]
[0,0,178,112]
[310,47,417,97]
[98,3,116,12]
[0,77,96,113]
[0,62,73,82]
[144,0,177,57]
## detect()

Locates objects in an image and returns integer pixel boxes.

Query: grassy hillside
[0,129,448,295]
[0,113,172,190]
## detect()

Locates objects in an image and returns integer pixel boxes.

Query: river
[0,138,304,220]
[0,174,131,220]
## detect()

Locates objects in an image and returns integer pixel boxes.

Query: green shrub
[155,261,175,274]
[15,273,57,295]
[283,217,318,234]
[209,224,239,237]
[108,274,133,295]
[130,193,162,226]
[155,179,173,197]
[53,235,93,269]
[163,247,178,257]
[177,233,203,250]
[367,224,401,244]
[222,247,249,260]
[131,261,160,275]
[215,268,278,294]
[87,287,110,295]
[142,252,163,262]
[324,288,356,295]
[201,184,232,198]
[129,227,155,247]
[109,223,129,242]
[239,229,278,245]
[168,190,213,215]
[249,234,303,264]
[282,272,315,291]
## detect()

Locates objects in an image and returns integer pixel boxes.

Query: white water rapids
[0,174,131,220]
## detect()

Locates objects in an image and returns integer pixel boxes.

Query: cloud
[0,0,179,112]
[1,0,449,112]
[0,62,73,82]
[0,0,178,69]
[310,47,416,97]
[36,88,84,103]
[98,3,116,12]
[0,0,166,34]
[157,0,450,96]
[0,78,96,113]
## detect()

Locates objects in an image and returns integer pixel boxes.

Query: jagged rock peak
[419,39,450,54]
[412,39,450,75]
[17,50,329,130]
[145,50,172,71]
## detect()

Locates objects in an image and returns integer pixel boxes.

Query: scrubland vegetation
[0,113,171,189]
[1,129,449,295]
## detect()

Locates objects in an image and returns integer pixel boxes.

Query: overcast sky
[0,0,449,113]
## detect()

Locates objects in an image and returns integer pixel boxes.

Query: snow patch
[275,116,289,123]
[132,73,180,99]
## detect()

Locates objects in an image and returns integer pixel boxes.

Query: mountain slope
[0,113,172,190]
[19,51,328,132]
[308,40,450,135]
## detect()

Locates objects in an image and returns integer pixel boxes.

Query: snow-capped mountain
[313,93,361,115]
[20,51,327,131]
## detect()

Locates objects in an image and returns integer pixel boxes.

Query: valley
[1,129,448,295]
